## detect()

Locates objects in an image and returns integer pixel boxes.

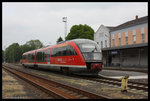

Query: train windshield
[79,43,100,52]
[78,43,102,61]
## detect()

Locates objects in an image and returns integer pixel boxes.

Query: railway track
[77,74,148,92]
[2,65,110,99]
[5,64,148,92]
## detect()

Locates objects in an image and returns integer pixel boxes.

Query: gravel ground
[2,69,54,99]
[3,63,148,99]
[14,67,148,99]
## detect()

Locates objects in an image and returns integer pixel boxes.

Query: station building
[94,15,148,67]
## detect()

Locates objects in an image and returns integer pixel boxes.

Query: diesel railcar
[21,39,103,75]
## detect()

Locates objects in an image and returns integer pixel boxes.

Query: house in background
[94,15,148,67]
[94,25,114,49]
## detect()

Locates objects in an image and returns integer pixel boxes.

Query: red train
[21,39,103,75]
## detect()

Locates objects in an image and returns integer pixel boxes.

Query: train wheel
[23,65,28,68]
[61,67,70,75]
[22,64,26,68]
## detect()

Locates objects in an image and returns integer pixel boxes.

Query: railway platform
[102,66,147,72]
[99,66,148,84]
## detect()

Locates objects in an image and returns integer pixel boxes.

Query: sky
[2,2,148,50]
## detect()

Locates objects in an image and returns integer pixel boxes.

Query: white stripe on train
[23,63,86,68]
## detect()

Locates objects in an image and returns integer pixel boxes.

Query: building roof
[110,15,148,32]
[102,43,148,51]
[105,26,115,30]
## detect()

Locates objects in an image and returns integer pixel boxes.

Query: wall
[94,25,110,49]
[110,23,148,47]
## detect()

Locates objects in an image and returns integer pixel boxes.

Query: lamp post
[62,17,67,40]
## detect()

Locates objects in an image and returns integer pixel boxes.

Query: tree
[56,36,63,43]
[5,43,22,63]
[4,39,44,63]
[2,50,4,63]
[65,24,94,40]
[26,39,43,50]
[20,44,32,55]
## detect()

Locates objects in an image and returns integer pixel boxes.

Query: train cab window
[79,43,99,52]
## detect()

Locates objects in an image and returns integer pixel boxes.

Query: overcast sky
[2,2,148,50]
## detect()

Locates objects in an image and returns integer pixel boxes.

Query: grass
[2,70,27,98]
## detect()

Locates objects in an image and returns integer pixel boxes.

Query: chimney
[136,15,138,20]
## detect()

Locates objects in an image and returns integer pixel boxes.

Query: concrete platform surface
[99,69,148,79]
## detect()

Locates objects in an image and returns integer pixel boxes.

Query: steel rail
[6,63,148,92]
[3,66,77,99]
[98,75,148,91]
[2,65,110,99]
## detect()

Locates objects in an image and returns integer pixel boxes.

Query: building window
[119,38,121,46]
[105,40,107,48]
[101,41,103,48]
[126,37,128,45]
[142,34,145,43]
[112,39,115,47]
[141,28,145,43]
[133,35,136,44]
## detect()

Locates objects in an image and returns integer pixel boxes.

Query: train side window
[42,51,44,62]
[66,45,77,56]
[37,52,42,62]
[36,52,39,62]
[31,53,35,62]
[62,46,67,56]
[66,46,71,56]
[51,48,56,57]
[47,49,50,62]
[28,54,31,62]
[22,55,26,59]
[43,51,47,62]
[28,53,35,62]
[51,45,77,57]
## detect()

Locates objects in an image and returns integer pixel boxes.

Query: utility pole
[62,17,67,40]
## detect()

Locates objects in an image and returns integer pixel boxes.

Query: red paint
[91,63,102,70]
[21,41,86,66]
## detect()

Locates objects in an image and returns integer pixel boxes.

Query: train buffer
[120,75,130,92]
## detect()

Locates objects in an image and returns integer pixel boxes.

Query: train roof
[71,39,97,44]
[56,39,97,46]
[22,39,96,55]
